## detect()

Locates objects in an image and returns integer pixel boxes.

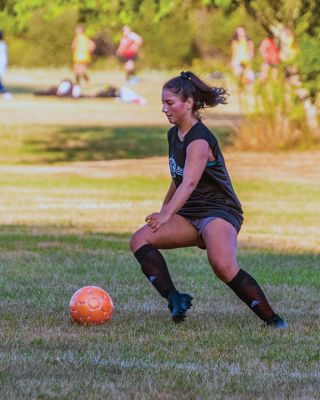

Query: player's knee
[130,226,150,253]
[210,258,237,283]
[129,230,141,253]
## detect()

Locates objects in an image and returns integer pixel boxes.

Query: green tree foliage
[136,3,195,69]
[1,0,320,89]
[296,29,320,100]
[1,0,252,68]
[191,5,264,60]
[241,0,320,97]
[232,0,320,147]
[7,7,78,66]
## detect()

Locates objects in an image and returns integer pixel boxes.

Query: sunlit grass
[0,69,319,399]
[0,153,319,398]
[0,162,319,251]
[0,225,319,399]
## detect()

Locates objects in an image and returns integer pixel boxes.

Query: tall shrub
[133,4,195,69]
[8,7,78,67]
[233,76,316,150]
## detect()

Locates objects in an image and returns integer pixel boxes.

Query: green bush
[233,77,317,151]
[191,6,265,60]
[5,3,268,70]
[296,29,320,102]
[132,6,195,69]
[9,7,78,67]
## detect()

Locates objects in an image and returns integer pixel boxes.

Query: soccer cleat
[266,314,288,330]
[167,292,193,323]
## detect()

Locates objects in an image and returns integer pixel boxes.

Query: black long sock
[134,244,178,298]
[227,269,276,322]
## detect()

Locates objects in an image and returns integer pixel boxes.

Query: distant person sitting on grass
[130,71,288,329]
[34,80,147,104]
[34,79,81,98]
[72,26,96,84]
[116,25,143,83]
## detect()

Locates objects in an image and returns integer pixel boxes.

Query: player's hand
[145,211,171,232]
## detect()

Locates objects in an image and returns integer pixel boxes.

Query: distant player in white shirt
[0,30,9,96]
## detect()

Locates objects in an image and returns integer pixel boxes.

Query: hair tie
[180,71,189,80]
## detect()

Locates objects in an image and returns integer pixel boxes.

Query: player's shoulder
[186,121,215,142]
[167,125,176,139]
[130,31,140,40]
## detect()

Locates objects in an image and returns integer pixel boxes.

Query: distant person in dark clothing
[33,80,146,104]
[34,80,81,98]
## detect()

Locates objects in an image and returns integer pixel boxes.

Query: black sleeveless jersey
[167,121,243,231]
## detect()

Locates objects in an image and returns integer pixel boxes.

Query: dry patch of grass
[226,151,320,184]
[1,149,318,180]
[1,68,240,128]
[0,151,318,252]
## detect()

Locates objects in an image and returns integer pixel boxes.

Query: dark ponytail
[163,71,228,119]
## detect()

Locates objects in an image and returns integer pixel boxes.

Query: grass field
[0,69,319,399]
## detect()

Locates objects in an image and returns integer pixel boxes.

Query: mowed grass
[0,69,319,399]
[1,155,319,399]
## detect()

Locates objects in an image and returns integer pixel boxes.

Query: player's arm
[115,39,125,56]
[162,139,208,215]
[133,32,143,47]
[248,39,254,59]
[89,39,96,53]
[231,40,237,61]
[146,139,208,231]
[160,180,177,211]
[259,40,265,57]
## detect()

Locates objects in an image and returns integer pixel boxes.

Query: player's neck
[178,118,198,138]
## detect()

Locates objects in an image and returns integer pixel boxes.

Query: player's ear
[186,97,194,111]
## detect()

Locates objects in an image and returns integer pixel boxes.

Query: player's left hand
[145,211,171,232]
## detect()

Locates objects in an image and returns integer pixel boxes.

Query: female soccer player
[116,26,143,82]
[72,26,96,84]
[130,71,287,329]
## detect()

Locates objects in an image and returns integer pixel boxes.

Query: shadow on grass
[6,85,37,95]
[24,126,231,163]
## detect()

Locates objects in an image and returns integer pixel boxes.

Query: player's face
[161,88,190,125]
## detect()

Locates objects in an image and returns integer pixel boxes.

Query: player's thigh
[202,218,239,282]
[75,63,86,74]
[130,214,201,252]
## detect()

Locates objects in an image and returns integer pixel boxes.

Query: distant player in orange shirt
[72,26,96,84]
[259,36,280,81]
[116,26,143,82]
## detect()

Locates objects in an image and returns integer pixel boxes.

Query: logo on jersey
[250,300,260,308]
[169,156,184,178]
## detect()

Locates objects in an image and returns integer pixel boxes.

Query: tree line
[0,0,319,109]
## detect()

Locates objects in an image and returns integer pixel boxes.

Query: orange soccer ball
[69,286,113,325]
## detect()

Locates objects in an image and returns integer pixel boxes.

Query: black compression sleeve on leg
[134,244,178,299]
[227,269,276,322]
